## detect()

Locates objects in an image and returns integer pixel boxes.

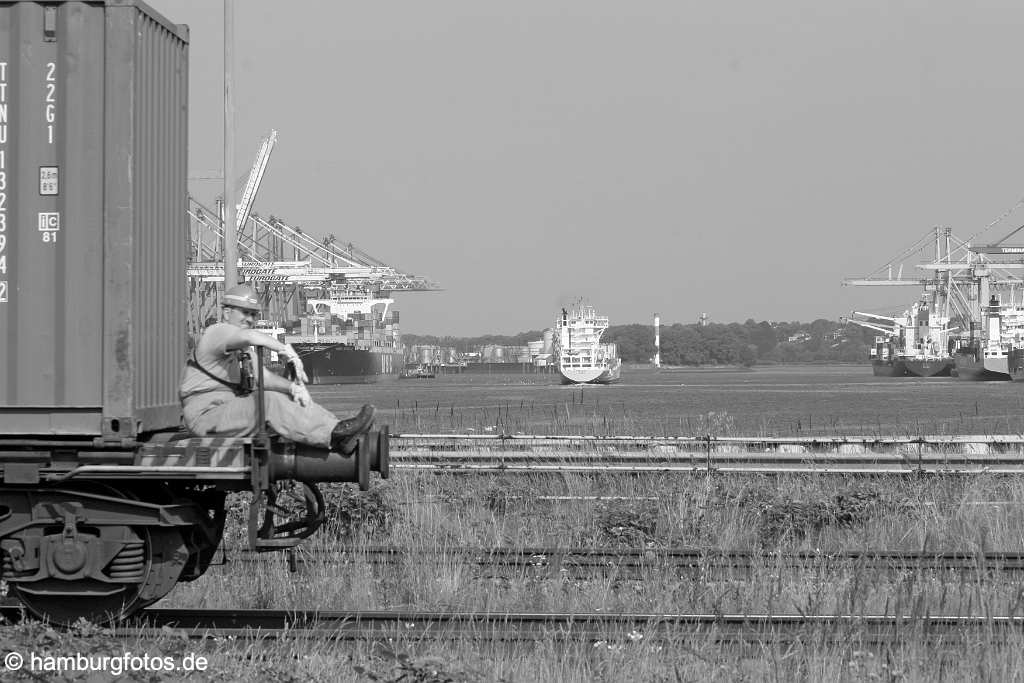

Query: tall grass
[169,472,1024,617]
[8,469,1000,680]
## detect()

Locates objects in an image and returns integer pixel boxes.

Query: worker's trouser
[182,391,336,449]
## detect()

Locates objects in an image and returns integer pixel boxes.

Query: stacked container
[0,1,188,438]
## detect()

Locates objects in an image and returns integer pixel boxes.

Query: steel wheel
[7,484,188,626]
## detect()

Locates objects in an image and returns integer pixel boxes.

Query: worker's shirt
[179,323,249,401]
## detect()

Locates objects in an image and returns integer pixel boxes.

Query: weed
[354,648,489,683]
[757,490,883,543]
[596,500,660,547]
[322,485,396,539]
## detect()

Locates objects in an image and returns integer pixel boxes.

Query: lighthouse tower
[653,313,661,368]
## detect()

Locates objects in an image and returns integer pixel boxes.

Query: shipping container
[0,1,188,437]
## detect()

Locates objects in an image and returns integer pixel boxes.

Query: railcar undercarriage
[0,428,389,625]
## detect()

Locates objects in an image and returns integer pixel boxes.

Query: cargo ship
[852,303,954,378]
[871,348,909,377]
[284,291,403,384]
[555,302,621,385]
[953,341,1010,381]
[953,296,1024,381]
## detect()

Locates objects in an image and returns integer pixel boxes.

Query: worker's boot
[330,404,376,454]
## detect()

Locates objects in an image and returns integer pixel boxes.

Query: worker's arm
[262,366,310,406]
[223,328,309,383]
[223,328,289,355]
[261,366,294,394]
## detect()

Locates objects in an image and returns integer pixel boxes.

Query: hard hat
[222,284,261,313]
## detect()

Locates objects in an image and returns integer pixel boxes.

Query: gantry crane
[185,132,440,338]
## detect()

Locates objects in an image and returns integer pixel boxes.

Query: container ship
[554,302,622,385]
[282,291,403,384]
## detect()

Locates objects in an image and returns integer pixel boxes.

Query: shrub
[596,500,659,546]
[757,490,882,543]
[322,485,395,539]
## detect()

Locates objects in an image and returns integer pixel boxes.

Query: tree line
[405,319,876,367]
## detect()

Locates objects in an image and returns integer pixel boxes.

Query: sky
[148,0,1024,336]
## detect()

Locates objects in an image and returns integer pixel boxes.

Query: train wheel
[6,485,188,626]
[11,526,160,626]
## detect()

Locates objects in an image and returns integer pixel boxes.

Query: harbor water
[312,364,1024,437]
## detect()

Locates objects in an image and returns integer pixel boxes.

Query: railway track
[389,434,1024,473]
[224,547,1024,579]
[4,606,1022,643]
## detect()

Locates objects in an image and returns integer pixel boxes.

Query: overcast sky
[148,1,1024,336]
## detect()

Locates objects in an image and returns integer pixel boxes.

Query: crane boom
[236,130,277,231]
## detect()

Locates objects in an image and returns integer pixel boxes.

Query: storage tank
[419,346,437,365]
[0,1,189,437]
[542,328,554,354]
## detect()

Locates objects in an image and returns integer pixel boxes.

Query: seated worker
[180,284,374,451]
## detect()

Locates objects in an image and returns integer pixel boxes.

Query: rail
[4,606,1022,643]
[387,434,1024,474]
[390,433,1024,449]
[220,547,1024,579]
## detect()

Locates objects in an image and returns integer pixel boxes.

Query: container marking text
[45,62,55,144]
[38,213,59,243]
[39,166,57,195]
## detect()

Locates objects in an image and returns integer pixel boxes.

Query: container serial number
[45,62,56,144]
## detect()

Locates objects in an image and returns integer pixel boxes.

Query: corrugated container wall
[0,1,188,437]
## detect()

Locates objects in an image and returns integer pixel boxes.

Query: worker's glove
[290,382,311,407]
[280,344,309,384]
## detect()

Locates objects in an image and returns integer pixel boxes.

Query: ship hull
[1007,349,1024,382]
[292,342,402,384]
[559,360,622,385]
[872,359,908,377]
[953,352,1010,381]
[903,357,955,377]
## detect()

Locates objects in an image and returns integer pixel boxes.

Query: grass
[367,392,1024,438]
[11,464,1024,680]
[166,473,1024,619]
[8,600,1024,681]
[15,395,1024,679]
